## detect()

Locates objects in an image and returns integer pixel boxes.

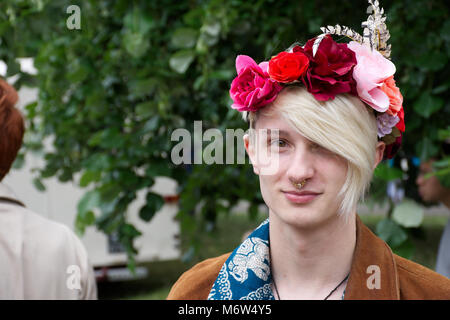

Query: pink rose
[230,55,282,112]
[347,41,396,112]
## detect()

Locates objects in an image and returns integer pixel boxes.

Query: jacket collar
[0,183,25,207]
[344,215,400,299]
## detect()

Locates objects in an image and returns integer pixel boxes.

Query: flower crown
[229,0,404,160]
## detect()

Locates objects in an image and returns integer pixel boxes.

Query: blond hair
[247,86,378,221]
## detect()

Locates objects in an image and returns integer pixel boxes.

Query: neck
[269,210,356,299]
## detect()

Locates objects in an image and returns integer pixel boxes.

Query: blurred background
[0,0,449,299]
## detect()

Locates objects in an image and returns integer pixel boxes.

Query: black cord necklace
[271,272,349,300]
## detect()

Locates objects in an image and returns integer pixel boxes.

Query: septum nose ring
[292,179,307,190]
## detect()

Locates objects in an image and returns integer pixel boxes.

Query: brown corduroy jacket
[167,215,450,300]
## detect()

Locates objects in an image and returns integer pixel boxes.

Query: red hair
[0,79,24,181]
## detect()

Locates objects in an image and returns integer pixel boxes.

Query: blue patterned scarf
[207,218,346,300]
[207,218,274,300]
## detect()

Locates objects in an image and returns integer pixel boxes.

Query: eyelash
[270,140,322,151]
[271,139,288,147]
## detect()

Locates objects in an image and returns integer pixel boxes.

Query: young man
[0,79,97,299]
[167,0,450,299]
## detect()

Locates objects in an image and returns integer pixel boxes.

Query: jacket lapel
[344,215,400,299]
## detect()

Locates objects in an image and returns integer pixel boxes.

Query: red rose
[268,51,309,83]
[298,35,357,101]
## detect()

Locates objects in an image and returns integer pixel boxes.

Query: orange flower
[380,76,403,116]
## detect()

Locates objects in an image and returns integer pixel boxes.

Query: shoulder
[394,254,450,299]
[167,252,231,300]
[21,208,81,251]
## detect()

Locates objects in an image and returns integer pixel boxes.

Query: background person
[416,142,450,278]
[0,79,97,299]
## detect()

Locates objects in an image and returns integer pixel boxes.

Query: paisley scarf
[208,218,274,300]
[207,218,346,300]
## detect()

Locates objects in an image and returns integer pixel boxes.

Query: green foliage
[1,0,449,266]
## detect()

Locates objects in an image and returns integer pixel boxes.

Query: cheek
[320,158,348,186]
[258,175,278,209]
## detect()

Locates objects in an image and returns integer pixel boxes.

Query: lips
[282,190,321,204]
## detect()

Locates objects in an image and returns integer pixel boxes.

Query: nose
[286,145,315,183]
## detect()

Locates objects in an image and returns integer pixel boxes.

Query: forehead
[254,107,294,132]
[253,106,314,144]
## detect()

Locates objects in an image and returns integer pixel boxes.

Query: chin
[271,199,333,229]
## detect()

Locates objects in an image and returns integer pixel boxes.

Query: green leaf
[122,31,150,58]
[12,153,25,170]
[443,20,450,42]
[142,116,159,132]
[32,177,46,192]
[413,92,444,119]
[146,162,171,177]
[120,223,142,238]
[437,127,450,141]
[83,153,111,171]
[79,170,101,187]
[139,192,164,222]
[201,20,221,37]
[6,60,20,76]
[376,218,408,247]
[431,158,450,188]
[76,209,96,236]
[169,50,195,74]
[66,60,89,83]
[88,128,125,149]
[128,78,158,98]
[210,70,234,80]
[392,199,424,228]
[124,7,154,34]
[432,83,449,95]
[391,237,415,260]
[135,101,156,118]
[77,190,101,216]
[416,52,448,71]
[373,163,403,181]
[171,28,198,49]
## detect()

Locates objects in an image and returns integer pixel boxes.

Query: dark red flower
[297,35,357,101]
[268,51,309,83]
[383,135,403,160]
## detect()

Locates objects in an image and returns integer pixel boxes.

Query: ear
[243,133,260,175]
[373,141,386,170]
